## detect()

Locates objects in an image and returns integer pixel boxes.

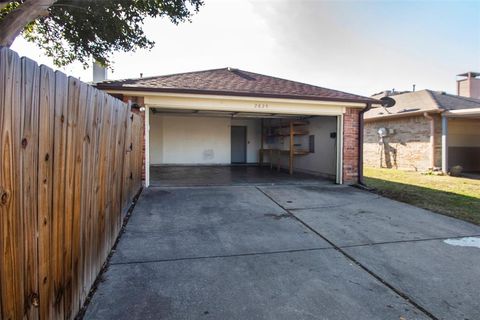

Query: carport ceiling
[151,107,313,119]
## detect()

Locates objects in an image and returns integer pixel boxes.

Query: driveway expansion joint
[109,246,335,266]
[255,186,439,320]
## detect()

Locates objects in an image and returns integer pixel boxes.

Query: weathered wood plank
[0,44,23,320]
[19,56,40,320]
[80,85,95,302]
[70,82,88,315]
[51,71,69,320]
[121,110,133,213]
[37,65,56,320]
[0,47,143,320]
[69,81,87,317]
[63,76,81,320]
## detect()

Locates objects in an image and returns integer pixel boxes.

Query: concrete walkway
[84,184,480,320]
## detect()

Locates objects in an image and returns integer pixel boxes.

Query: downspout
[358,102,372,185]
[423,112,435,169]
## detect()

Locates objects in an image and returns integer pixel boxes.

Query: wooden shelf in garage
[260,120,311,174]
[269,121,309,129]
[271,131,309,137]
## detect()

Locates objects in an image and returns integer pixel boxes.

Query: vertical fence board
[122,112,133,214]
[71,82,88,316]
[52,71,69,320]
[37,65,56,320]
[0,45,24,320]
[89,91,103,293]
[0,47,144,320]
[63,77,80,320]
[80,85,94,302]
[20,57,40,320]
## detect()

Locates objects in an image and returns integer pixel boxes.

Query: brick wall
[343,108,360,184]
[363,115,440,171]
[123,96,146,181]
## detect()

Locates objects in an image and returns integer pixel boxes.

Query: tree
[0,0,203,66]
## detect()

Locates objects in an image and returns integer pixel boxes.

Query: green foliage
[364,167,480,225]
[1,0,203,67]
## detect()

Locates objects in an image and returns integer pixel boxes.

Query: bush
[450,165,463,177]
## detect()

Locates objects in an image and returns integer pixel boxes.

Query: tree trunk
[0,0,57,47]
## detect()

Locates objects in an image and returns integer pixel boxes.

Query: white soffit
[142,94,352,116]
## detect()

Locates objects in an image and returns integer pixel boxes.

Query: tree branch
[0,0,57,47]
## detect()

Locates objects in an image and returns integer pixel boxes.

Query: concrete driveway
[84,184,480,320]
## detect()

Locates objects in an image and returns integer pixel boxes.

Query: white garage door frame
[134,92,364,187]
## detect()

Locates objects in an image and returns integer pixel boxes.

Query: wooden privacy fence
[0,47,143,320]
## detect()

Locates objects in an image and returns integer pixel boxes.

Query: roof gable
[96,68,375,104]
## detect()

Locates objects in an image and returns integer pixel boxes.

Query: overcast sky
[11,0,480,96]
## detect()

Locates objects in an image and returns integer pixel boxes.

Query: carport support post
[145,106,150,187]
[441,114,448,174]
[336,115,344,184]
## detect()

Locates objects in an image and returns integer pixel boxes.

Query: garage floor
[84,183,480,320]
[150,165,330,187]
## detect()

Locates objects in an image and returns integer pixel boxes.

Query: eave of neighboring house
[365,89,480,122]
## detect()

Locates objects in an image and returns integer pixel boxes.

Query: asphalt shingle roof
[95,68,375,104]
[365,89,480,119]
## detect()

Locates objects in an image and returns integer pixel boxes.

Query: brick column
[343,108,360,184]
[124,95,146,182]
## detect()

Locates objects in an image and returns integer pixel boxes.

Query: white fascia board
[444,108,480,117]
[107,90,366,115]
[142,94,354,116]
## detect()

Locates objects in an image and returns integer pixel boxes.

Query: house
[364,72,480,173]
[95,68,377,186]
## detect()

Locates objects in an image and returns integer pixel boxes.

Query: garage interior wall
[149,113,337,177]
[231,118,261,163]
[150,113,261,165]
[264,116,337,178]
[150,114,230,164]
[448,118,480,171]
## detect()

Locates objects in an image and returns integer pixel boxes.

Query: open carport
[83,183,480,320]
[96,67,378,187]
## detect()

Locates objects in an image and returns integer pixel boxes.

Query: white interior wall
[448,118,480,147]
[149,113,336,175]
[150,114,261,165]
[231,118,261,163]
[149,112,163,164]
[294,117,337,176]
[263,116,337,177]
[150,114,231,164]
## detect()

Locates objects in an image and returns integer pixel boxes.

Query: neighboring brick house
[364,77,480,173]
[95,68,376,185]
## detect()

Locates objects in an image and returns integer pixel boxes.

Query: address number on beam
[254,103,269,109]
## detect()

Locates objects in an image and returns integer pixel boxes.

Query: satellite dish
[377,127,388,137]
[380,96,396,108]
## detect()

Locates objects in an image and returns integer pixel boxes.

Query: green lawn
[363,167,480,225]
